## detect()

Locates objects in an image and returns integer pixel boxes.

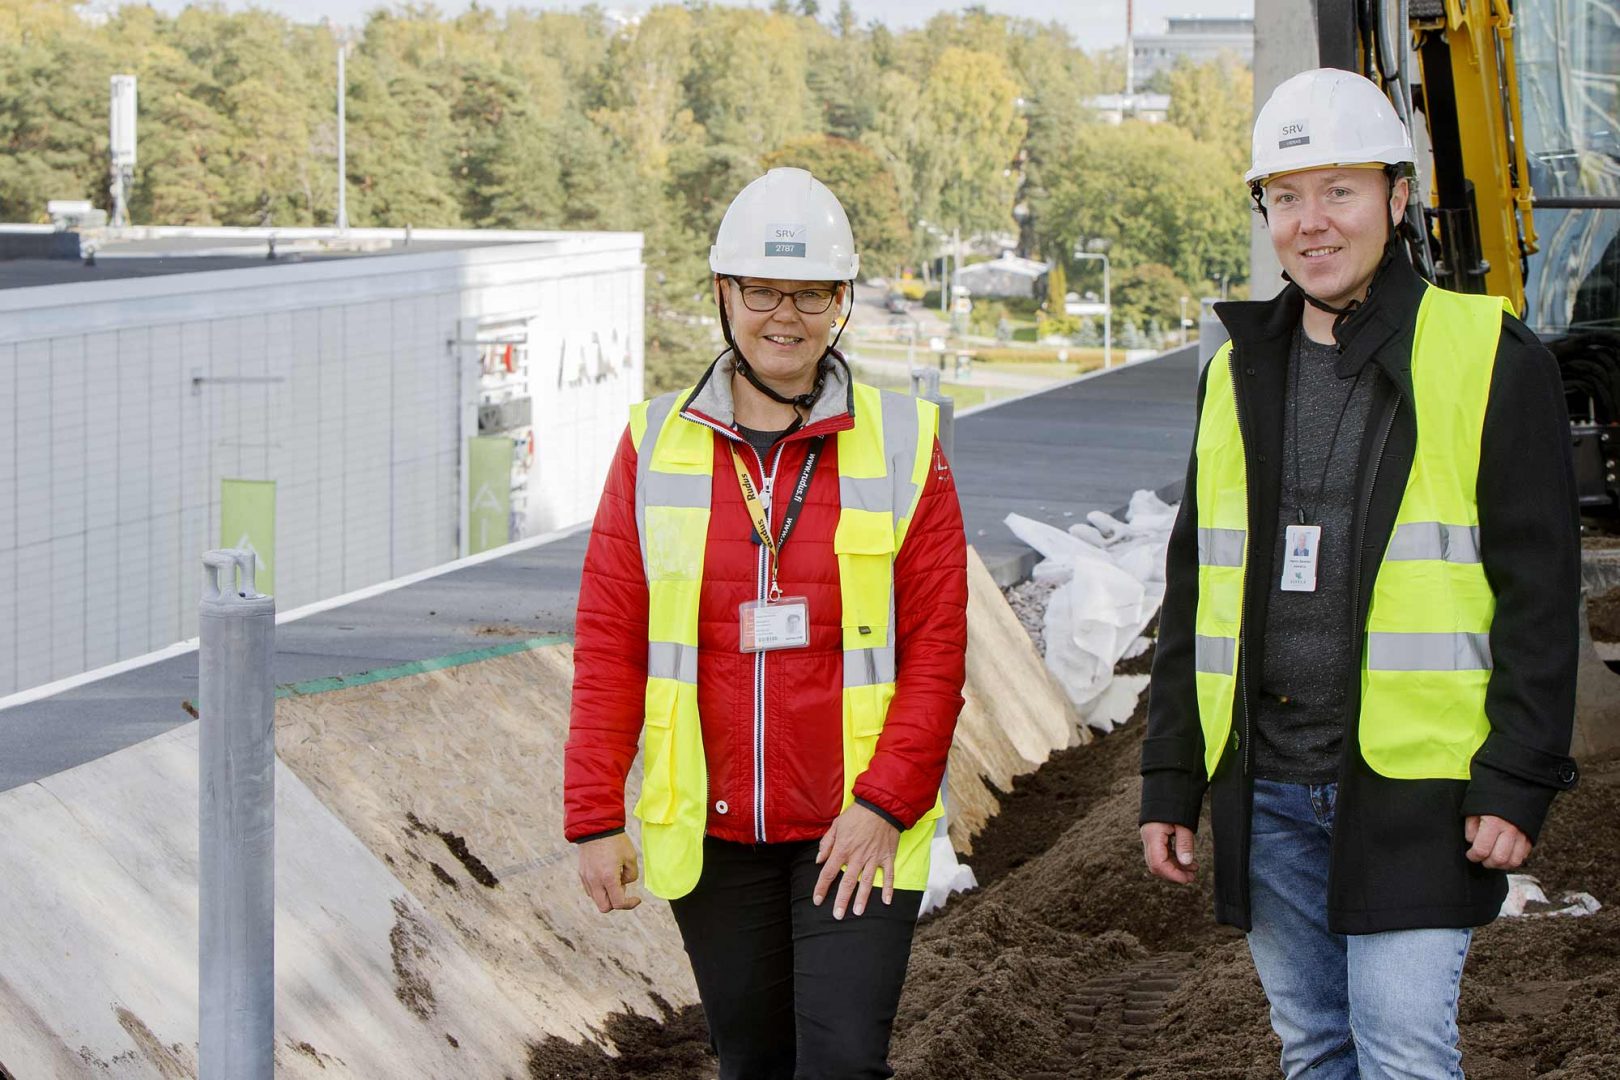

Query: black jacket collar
[1214,255,1431,396]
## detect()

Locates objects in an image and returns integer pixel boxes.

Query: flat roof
[0,345,1201,792]
[0,224,628,291]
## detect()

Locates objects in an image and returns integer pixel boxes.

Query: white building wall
[0,234,643,695]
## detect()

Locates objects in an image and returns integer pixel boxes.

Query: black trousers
[668,836,924,1080]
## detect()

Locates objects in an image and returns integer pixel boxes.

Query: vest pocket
[835,512,895,643]
[633,682,679,825]
[842,683,894,796]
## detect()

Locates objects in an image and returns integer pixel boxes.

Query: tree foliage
[763,134,908,278]
[1036,119,1248,293]
[0,2,1252,387]
[1112,262,1193,331]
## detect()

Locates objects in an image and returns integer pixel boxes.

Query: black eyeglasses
[728,278,838,315]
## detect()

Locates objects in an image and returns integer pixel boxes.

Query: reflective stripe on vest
[1193,285,1511,781]
[630,382,942,900]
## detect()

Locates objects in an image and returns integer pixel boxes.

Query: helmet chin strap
[716,278,853,414]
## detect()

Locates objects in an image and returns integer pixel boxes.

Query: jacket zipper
[1229,347,1255,776]
[676,411,776,836]
[676,406,804,842]
[754,442,785,843]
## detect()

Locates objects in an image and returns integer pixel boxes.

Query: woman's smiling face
[719,276,845,387]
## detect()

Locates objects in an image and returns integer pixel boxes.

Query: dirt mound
[1589,587,1620,643]
[528,708,1620,1079]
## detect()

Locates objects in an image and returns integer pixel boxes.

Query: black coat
[1140,256,1582,933]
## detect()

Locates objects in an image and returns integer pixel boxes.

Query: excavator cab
[1317,0,1620,521]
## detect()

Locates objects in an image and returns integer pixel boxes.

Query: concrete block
[0,722,545,1077]
[272,642,695,1043]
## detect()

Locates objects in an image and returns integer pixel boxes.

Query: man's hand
[577,832,643,913]
[814,803,902,919]
[1141,822,1198,885]
[1465,815,1532,870]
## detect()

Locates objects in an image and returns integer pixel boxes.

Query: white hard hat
[709,167,859,281]
[1246,68,1415,186]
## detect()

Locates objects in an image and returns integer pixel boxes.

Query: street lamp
[917,219,952,315]
[1072,248,1112,368]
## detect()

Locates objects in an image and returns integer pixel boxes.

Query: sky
[141,0,1254,51]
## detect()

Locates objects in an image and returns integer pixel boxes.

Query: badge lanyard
[729,436,825,601]
[1281,351,1364,593]
[1289,360,1366,527]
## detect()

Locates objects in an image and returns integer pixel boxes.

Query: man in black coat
[1140,69,1580,1079]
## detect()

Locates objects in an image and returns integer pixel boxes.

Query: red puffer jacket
[564,359,967,846]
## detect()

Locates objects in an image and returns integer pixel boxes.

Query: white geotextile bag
[920,834,978,916]
[1005,490,1177,730]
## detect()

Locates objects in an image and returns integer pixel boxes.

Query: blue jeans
[1247,779,1472,1080]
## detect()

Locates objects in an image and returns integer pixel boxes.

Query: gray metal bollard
[199,549,276,1080]
[910,365,955,462]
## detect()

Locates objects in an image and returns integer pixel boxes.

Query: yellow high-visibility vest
[1194,286,1513,780]
[629,381,943,899]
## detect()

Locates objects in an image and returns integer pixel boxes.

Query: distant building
[1083,92,1172,125]
[955,254,1050,300]
[0,223,643,697]
[1133,15,1254,85]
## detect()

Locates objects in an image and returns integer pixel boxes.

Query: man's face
[1265,168,1408,309]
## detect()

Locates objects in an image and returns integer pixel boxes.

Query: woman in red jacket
[563,168,968,1079]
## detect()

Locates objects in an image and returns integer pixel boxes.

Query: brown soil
[1589,587,1620,644]
[407,812,501,887]
[529,680,1620,1079]
[389,897,438,1021]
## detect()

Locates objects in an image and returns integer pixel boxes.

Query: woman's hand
[577,832,643,913]
[813,803,902,919]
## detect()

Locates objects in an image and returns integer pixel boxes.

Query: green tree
[914,47,1025,237]
[337,7,480,227]
[685,8,817,151]
[763,134,909,278]
[1167,56,1252,169]
[1112,262,1192,331]
[1045,258,1067,313]
[0,37,108,219]
[1037,120,1247,288]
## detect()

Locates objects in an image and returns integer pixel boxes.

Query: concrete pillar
[1249,0,1321,300]
[199,549,276,1080]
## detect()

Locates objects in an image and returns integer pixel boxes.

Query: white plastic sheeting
[1500,873,1602,918]
[1005,490,1179,731]
[921,834,980,916]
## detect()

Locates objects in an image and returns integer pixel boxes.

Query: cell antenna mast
[109,75,137,227]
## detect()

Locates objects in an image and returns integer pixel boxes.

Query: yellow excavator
[1316,0,1620,519]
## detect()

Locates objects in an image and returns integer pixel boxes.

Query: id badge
[1280,524,1322,592]
[739,596,810,653]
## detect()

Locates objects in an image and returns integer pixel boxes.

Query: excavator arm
[1317,0,1538,312]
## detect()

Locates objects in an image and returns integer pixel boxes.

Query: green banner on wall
[469,436,513,555]
[220,478,276,596]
